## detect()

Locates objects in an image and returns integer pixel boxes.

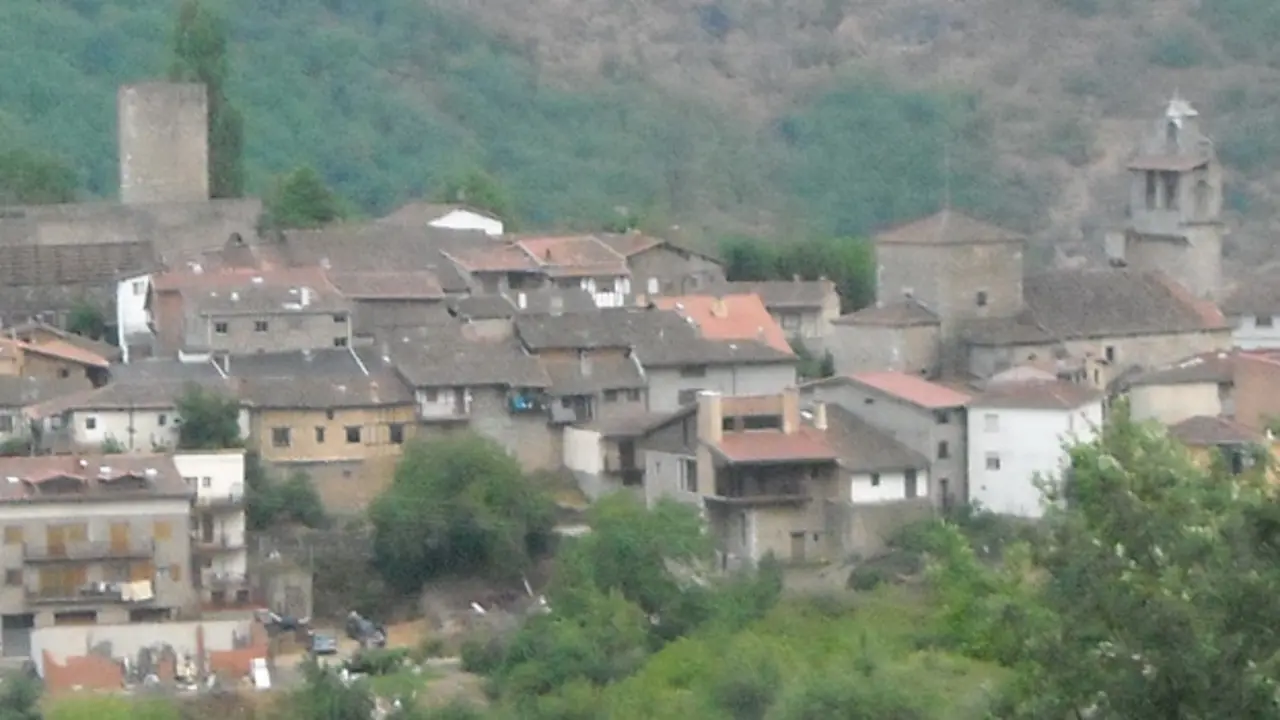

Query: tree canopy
[174,383,241,450]
[169,0,244,198]
[0,146,77,205]
[721,234,875,313]
[265,165,347,229]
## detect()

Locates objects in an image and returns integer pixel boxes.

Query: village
[0,72,1276,713]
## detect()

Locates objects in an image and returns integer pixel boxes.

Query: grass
[366,666,441,702]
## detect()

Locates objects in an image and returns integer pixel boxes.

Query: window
[742,415,783,430]
[389,423,405,445]
[1145,170,1158,209]
[1163,172,1180,210]
[677,389,702,405]
[0,416,12,433]
[271,427,291,447]
[937,441,949,459]
[85,417,97,431]
[934,410,949,424]
[1258,315,1275,328]
[983,413,999,432]
[680,365,708,378]
[870,473,881,487]
[153,521,172,541]
[781,313,800,330]
[647,277,659,294]
[424,389,439,403]
[58,368,70,379]
[985,453,1001,471]
[254,320,269,333]
[132,280,146,296]
[315,427,326,444]
[158,414,167,427]
[624,389,642,402]
[3,526,22,545]
[975,290,988,307]
[201,477,211,488]
[604,389,619,403]
[214,322,228,335]
[326,409,335,420]
[1104,345,1116,363]
[4,569,20,587]
[680,458,697,493]
[905,470,918,498]
[346,426,362,444]
[333,314,347,323]
[333,337,348,348]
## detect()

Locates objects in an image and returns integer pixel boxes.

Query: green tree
[175,383,242,450]
[282,660,375,720]
[0,670,41,720]
[719,235,875,313]
[369,433,555,593]
[437,168,516,227]
[169,0,244,198]
[100,437,126,454]
[66,300,108,341]
[767,670,927,720]
[0,147,77,205]
[244,452,327,531]
[266,166,346,229]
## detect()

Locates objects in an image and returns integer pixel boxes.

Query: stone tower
[117,82,210,205]
[1111,94,1224,299]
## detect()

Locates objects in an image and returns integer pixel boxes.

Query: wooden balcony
[24,539,155,563]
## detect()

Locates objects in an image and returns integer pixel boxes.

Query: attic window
[1104,346,1116,363]
[741,415,783,431]
[975,291,988,307]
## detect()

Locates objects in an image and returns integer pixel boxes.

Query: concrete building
[173,450,249,609]
[0,454,197,653]
[594,232,726,297]
[1123,350,1237,425]
[966,371,1103,518]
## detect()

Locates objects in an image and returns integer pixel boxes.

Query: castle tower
[1114,94,1224,299]
[117,82,210,205]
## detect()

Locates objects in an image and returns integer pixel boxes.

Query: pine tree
[169,0,245,198]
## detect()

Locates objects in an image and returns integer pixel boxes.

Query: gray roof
[108,357,224,384]
[874,210,1023,246]
[387,326,549,388]
[833,299,939,327]
[1126,350,1236,388]
[0,376,86,409]
[1222,268,1280,316]
[823,405,930,473]
[448,289,597,320]
[48,378,237,413]
[712,280,834,309]
[543,355,647,396]
[277,223,489,270]
[184,284,349,317]
[0,241,155,288]
[1168,415,1260,447]
[971,379,1102,410]
[0,284,117,320]
[448,294,517,320]
[964,269,1227,346]
[238,371,413,409]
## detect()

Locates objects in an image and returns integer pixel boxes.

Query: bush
[1146,26,1209,69]
[459,635,507,675]
[344,647,409,676]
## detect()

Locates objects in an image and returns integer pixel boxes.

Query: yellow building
[1167,415,1276,481]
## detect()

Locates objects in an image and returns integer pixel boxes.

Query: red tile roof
[516,235,629,277]
[850,371,972,409]
[0,338,109,370]
[446,244,540,273]
[652,294,794,355]
[714,426,836,464]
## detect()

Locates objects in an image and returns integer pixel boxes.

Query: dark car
[309,633,339,656]
[345,611,386,648]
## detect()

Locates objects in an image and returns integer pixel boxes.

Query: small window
[4,569,20,587]
[680,458,697,493]
[424,389,439,403]
[334,337,349,348]
[870,473,881,487]
[158,414,167,427]
[975,291,988,307]
[647,277,659,295]
[985,453,1001,471]
[983,413,999,432]
[85,417,97,431]
[389,423,405,445]
[153,521,172,540]
[742,415,783,431]
[333,314,347,323]
[934,410,949,424]
[781,314,801,330]
[604,389,619,403]
[937,441,949,459]
[132,280,146,296]
[315,427,326,444]
[3,526,22,545]
[325,409,335,420]
[677,389,702,406]
[346,426,362,444]
[254,320,269,333]
[214,322,228,335]
[1257,315,1275,328]
[271,427,291,448]
[1104,346,1116,363]
[201,477,211,488]
[58,368,70,379]
[624,389,642,402]
[0,416,11,433]
[680,365,708,378]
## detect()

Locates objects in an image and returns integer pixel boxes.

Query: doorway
[790,531,806,563]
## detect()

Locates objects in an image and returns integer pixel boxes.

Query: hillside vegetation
[4,0,1280,259]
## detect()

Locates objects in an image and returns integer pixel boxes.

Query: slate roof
[1221,267,1280,317]
[594,232,722,264]
[184,283,349,316]
[515,236,629,277]
[1126,351,1237,387]
[0,284,116,320]
[326,271,445,300]
[387,327,549,388]
[0,241,155,287]
[833,299,940,327]
[711,280,834,309]
[0,454,190,501]
[238,371,413,409]
[874,210,1024,246]
[822,405,930,473]
[1168,415,1261,447]
[276,223,484,293]
[963,269,1229,346]
[5,321,122,363]
[0,376,86,409]
[542,355,647,396]
[450,289,597,319]
[36,378,237,414]
[971,379,1102,410]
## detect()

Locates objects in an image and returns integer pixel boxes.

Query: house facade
[966,373,1103,518]
[594,233,725,297]
[172,450,249,609]
[1123,350,1236,425]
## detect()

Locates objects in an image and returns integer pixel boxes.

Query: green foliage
[175,383,242,450]
[790,337,834,382]
[1145,25,1209,69]
[0,671,41,720]
[0,146,77,204]
[169,0,244,197]
[1198,0,1280,66]
[100,437,126,454]
[265,165,347,229]
[370,433,556,593]
[345,647,410,676]
[1040,117,1095,167]
[66,299,107,341]
[720,235,874,313]
[45,694,179,720]
[767,670,927,720]
[244,452,327,531]
[284,659,376,720]
[437,168,516,227]
[707,633,782,720]
[0,437,33,458]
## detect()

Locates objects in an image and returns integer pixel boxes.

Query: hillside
[4,0,1280,263]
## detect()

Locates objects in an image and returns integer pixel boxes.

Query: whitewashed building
[173,450,249,605]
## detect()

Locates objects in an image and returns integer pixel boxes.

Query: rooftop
[0,454,189,502]
[543,355,647,396]
[325,271,445,300]
[833,298,939,327]
[183,282,348,317]
[822,405,930,473]
[515,235,629,277]
[1168,415,1261,447]
[972,378,1102,410]
[710,279,834,309]
[3,337,111,369]
[386,326,550,388]
[0,376,86,409]
[651,294,794,354]
[713,426,837,465]
[874,210,1023,246]
[1127,350,1238,388]
[849,371,973,409]
[238,371,413,409]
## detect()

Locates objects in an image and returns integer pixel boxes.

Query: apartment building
[173,450,249,609]
[0,454,196,653]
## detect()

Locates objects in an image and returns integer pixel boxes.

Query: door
[109,522,130,554]
[619,441,636,471]
[45,526,66,558]
[201,513,215,543]
[790,532,806,563]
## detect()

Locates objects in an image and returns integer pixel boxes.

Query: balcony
[195,488,246,510]
[416,390,470,424]
[193,533,246,553]
[201,572,249,590]
[703,473,812,507]
[27,579,155,606]
[24,539,155,563]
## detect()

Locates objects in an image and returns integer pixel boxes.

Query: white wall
[1128,382,1221,425]
[174,450,248,579]
[31,618,253,677]
[966,402,1103,518]
[849,469,929,504]
[174,450,245,501]
[1232,314,1280,350]
[70,407,251,453]
[648,363,798,413]
[562,427,603,474]
[115,273,152,362]
[428,210,504,237]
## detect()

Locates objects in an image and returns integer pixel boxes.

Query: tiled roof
[972,379,1102,410]
[713,426,837,464]
[542,355,647,396]
[0,454,189,501]
[448,294,518,319]
[710,280,834,309]
[963,269,1228,346]
[1127,351,1237,387]
[277,223,489,283]
[593,232,665,257]
[6,321,122,363]
[1168,415,1261,447]
[0,376,85,409]
[387,327,549,388]
[652,294,794,354]
[822,405,930,473]
[0,284,116,318]
[1222,265,1280,316]
[874,210,1023,246]
[850,371,973,409]
[833,298,939,327]
[238,371,413,409]
[8,338,110,369]
[0,241,155,287]
[326,271,445,300]
[152,265,332,294]
[35,378,237,414]
[446,244,541,273]
[184,282,348,316]
[516,236,629,277]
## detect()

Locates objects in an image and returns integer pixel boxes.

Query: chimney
[781,387,800,435]
[579,351,592,378]
[549,295,564,316]
[697,390,723,445]
[813,402,828,432]
[710,298,728,318]
[517,292,527,310]
[300,287,312,307]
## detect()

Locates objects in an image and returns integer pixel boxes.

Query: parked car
[309,633,339,656]
[345,611,386,648]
